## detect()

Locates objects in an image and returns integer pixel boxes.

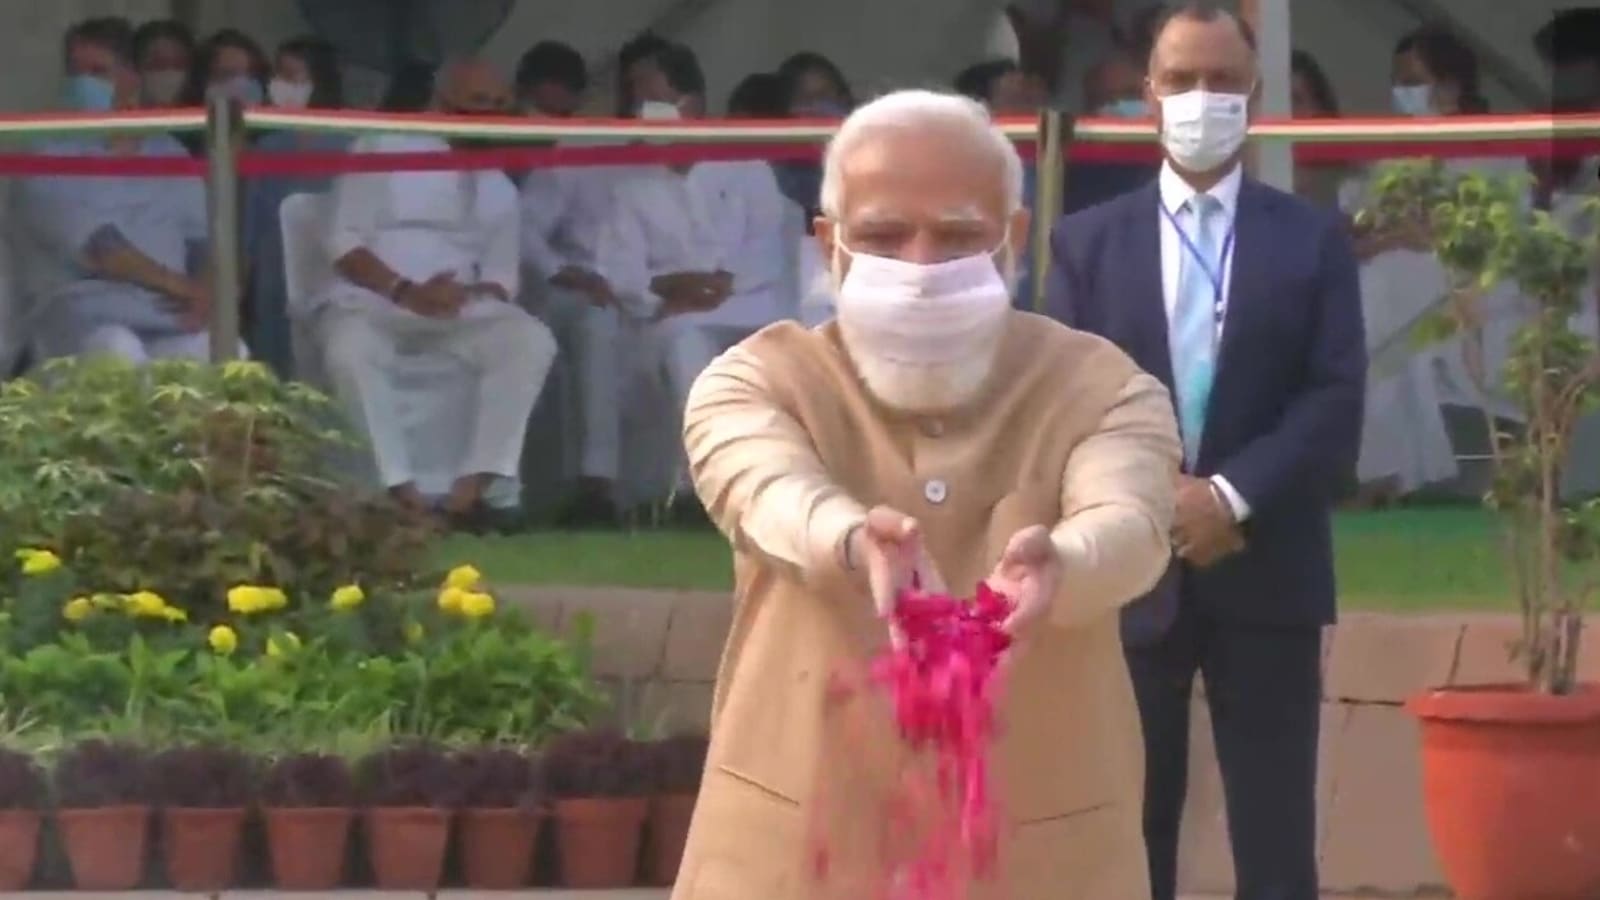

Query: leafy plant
[261,752,357,808]
[150,744,258,808]
[356,743,461,808]
[541,729,650,799]
[0,747,45,809]
[54,739,150,808]
[0,357,433,623]
[642,734,709,795]
[1360,161,1600,693]
[454,746,540,809]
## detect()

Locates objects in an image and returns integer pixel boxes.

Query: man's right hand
[847,506,944,646]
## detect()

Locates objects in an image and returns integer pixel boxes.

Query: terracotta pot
[459,806,542,889]
[646,793,698,886]
[0,809,40,890]
[264,806,353,890]
[56,805,150,890]
[364,806,452,890]
[162,806,247,891]
[1407,683,1600,899]
[554,795,649,888]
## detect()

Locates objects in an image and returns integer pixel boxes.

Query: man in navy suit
[1045,4,1366,899]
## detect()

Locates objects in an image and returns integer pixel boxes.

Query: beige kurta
[672,313,1180,900]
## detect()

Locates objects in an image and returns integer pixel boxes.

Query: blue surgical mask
[210,75,264,106]
[62,74,116,112]
[1099,97,1149,118]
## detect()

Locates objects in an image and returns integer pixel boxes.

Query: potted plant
[1362,161,1600,897]
[261,751,357,890]
[150,744,257,891]
[52,739,151,890]
[0,747,45,890]
[642,733,708,886]
[454,745,542,889]
[356,742,458,890]
[543,729,651,888]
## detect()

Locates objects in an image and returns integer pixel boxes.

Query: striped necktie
[1171,193,1222,466]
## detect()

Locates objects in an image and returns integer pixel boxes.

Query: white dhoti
[317,299,556,492]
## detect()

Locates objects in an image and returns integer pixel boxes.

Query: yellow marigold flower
[458,591,495,620]
[403,621,425,644]
[124,590,168,619]
[160,605,188,624]
[266,631,301,658]
[62,597,93,623]
[437,586,466,614]
[208,625,238,655]
[443,564,482,591]
[228,585,288,615]
[90,593,122,610]
[16,549,61,576]
[330,584,365,611]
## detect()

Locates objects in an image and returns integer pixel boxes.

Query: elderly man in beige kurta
[672,89,1180,900]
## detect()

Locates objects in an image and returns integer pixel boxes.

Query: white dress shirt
[594,161,793,326]
[519,166,636,280]
[1156,160,1251,521]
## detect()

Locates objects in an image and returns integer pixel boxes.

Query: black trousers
[1125,602,1323,900]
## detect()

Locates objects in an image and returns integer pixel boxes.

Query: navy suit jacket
[1046,177,1367,646]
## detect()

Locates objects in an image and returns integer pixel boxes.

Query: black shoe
[558,478,621,529]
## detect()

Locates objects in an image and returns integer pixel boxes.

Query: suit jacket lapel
[1125,184,1175,390]
[1216,179,1269,377]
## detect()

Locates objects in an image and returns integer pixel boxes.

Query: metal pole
[1242,0,1294,190]
[205,93,242,362]
[1030,109,1067,314]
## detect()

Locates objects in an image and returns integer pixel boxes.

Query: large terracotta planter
[1407,683,1600,899]
[264,806,353,890]
[554,796,649,888]
[0,810,40,890]
[364,806,452,890]
[460,806,542,889]
[56,805,150,890]
[163,806,247,891]
[646,793,698,886]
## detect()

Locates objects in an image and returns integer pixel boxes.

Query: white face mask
[141,69,185,106]
[1158,89,1249,173]
[831,239,1014,411]
[637,100,681,120]
[268,78,313,109]
[1391,84,1433,117]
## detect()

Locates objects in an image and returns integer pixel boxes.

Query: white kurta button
[924,479,948,504]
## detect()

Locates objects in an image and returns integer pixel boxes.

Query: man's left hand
[989,525,1061,638]
[1173,475,1245,568]
[468,281,511,303]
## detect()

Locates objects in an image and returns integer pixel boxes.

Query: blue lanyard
[1160,202,1235,329]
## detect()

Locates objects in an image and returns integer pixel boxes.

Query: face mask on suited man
[1158,88,1249,172]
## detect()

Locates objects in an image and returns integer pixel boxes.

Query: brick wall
[503,587,1600,897]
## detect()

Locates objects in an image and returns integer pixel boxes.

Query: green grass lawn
[439,506,1518,613]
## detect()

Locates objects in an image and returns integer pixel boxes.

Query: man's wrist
[388,277,414,304]
[838,522,862,572]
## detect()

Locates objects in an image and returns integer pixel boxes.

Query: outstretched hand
[987,525,1061,638]
[850,505,945,646]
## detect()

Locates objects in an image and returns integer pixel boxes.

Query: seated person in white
[314,58,556,526]
[17,19,217,364]
[595,43,797,514]
[517,41,645,525]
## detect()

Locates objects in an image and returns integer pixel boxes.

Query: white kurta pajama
[314,133,556,493]
[599,161,797,402]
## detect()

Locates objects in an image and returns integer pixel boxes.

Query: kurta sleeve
[683,343,868,584]
[323,155,386,262]
[478,189,521,298]
[1048,371,1181,629]
[518,170,569,280]
[593,193,659,319]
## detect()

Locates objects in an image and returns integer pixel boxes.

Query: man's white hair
[819,89,1026,219]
